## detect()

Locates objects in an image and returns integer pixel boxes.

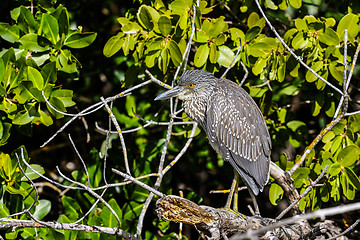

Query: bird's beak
[154,86,186,101]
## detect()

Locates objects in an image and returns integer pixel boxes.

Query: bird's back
[204,78,271,195]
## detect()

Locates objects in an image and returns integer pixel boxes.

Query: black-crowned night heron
[155,70,271,210]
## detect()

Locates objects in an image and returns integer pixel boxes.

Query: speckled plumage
[155,70,271,195]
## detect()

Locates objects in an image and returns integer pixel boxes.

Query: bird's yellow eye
[188,83,194,88]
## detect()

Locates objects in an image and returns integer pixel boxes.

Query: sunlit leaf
[194,44,209,67]
[269,183,283,205]
[64,32,97,48]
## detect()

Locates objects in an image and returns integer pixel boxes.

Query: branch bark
[155,195,310,240]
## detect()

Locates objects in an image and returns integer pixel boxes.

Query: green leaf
[289,0,302,9]
[279,153,288,171]
[103,32,125,57]
[33,200,51,220]
[252,57,268,75]
[269,183,284,205]
[229,28,245,46]
[39,14,59,45]
[208,17,227,38]
[194,44,209,67]
[137,5,154,30]
[249,42,272,57]
[19,33,50,52]
[330,135,342,154]
[209,43,219,64]
[0,23,19,43]
[217,45,236,67]
[145,49,161,68]
[324,98,335,117]
[245,26,261,41]
[168,40,182,66]
[158,16,172,36]
[18,6,36,33]
[158,48,170,74]
[41,62,57,85]
[320,183,329,202]
[287,120,306,132]
[100,198,122,227]
[47,97,65,119]
[64,32,97,48]
[13,103,37,125]
[329,61,344,83]
[322,131,335,143]
[194,30,209,43]
[319,28,340,46]
[38,108,53,126]
[56,7,70,37]
[337,13,360,41]
[0,153,13,180]
[338,145,360,167]
[57,49,78,73]
[306,61,323,82]
[247,12,260,28]
[62,196,80,221]
[21,164,45,181]
[0,122,11,146]
[51,89,75,107]
[292,32,309,49]
[295,19,308,31]
[344,167,360,190]
[28,66,44,90]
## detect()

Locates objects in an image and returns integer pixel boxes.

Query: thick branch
[156,195,309,240]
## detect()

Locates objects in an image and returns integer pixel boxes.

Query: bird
[155,70,271,209]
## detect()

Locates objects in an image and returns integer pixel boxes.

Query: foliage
[1,0,360,239]
[0,1,96,145]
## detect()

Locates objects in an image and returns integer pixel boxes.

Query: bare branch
[0,220,136,239]
[112,169,165,198]
[221,35,242,79]
[100,96,131,175]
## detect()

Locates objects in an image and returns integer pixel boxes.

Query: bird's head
[155,70,217,101]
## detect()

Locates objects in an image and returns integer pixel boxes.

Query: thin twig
[221,36,242,79]
[239,61,249,87]
[333,30,349,119]
[112,169,165,198]
[68,134,90,187]
[100,96,131,175]
[182,5,197,74]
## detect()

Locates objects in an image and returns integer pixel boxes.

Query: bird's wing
[205,79,271,194]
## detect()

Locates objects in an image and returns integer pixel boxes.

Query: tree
[0,0,360,239]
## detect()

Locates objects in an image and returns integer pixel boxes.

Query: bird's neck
[183,97,208,126]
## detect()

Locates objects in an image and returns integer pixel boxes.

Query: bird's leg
[232,171,239,212]
[224,170,239,211]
